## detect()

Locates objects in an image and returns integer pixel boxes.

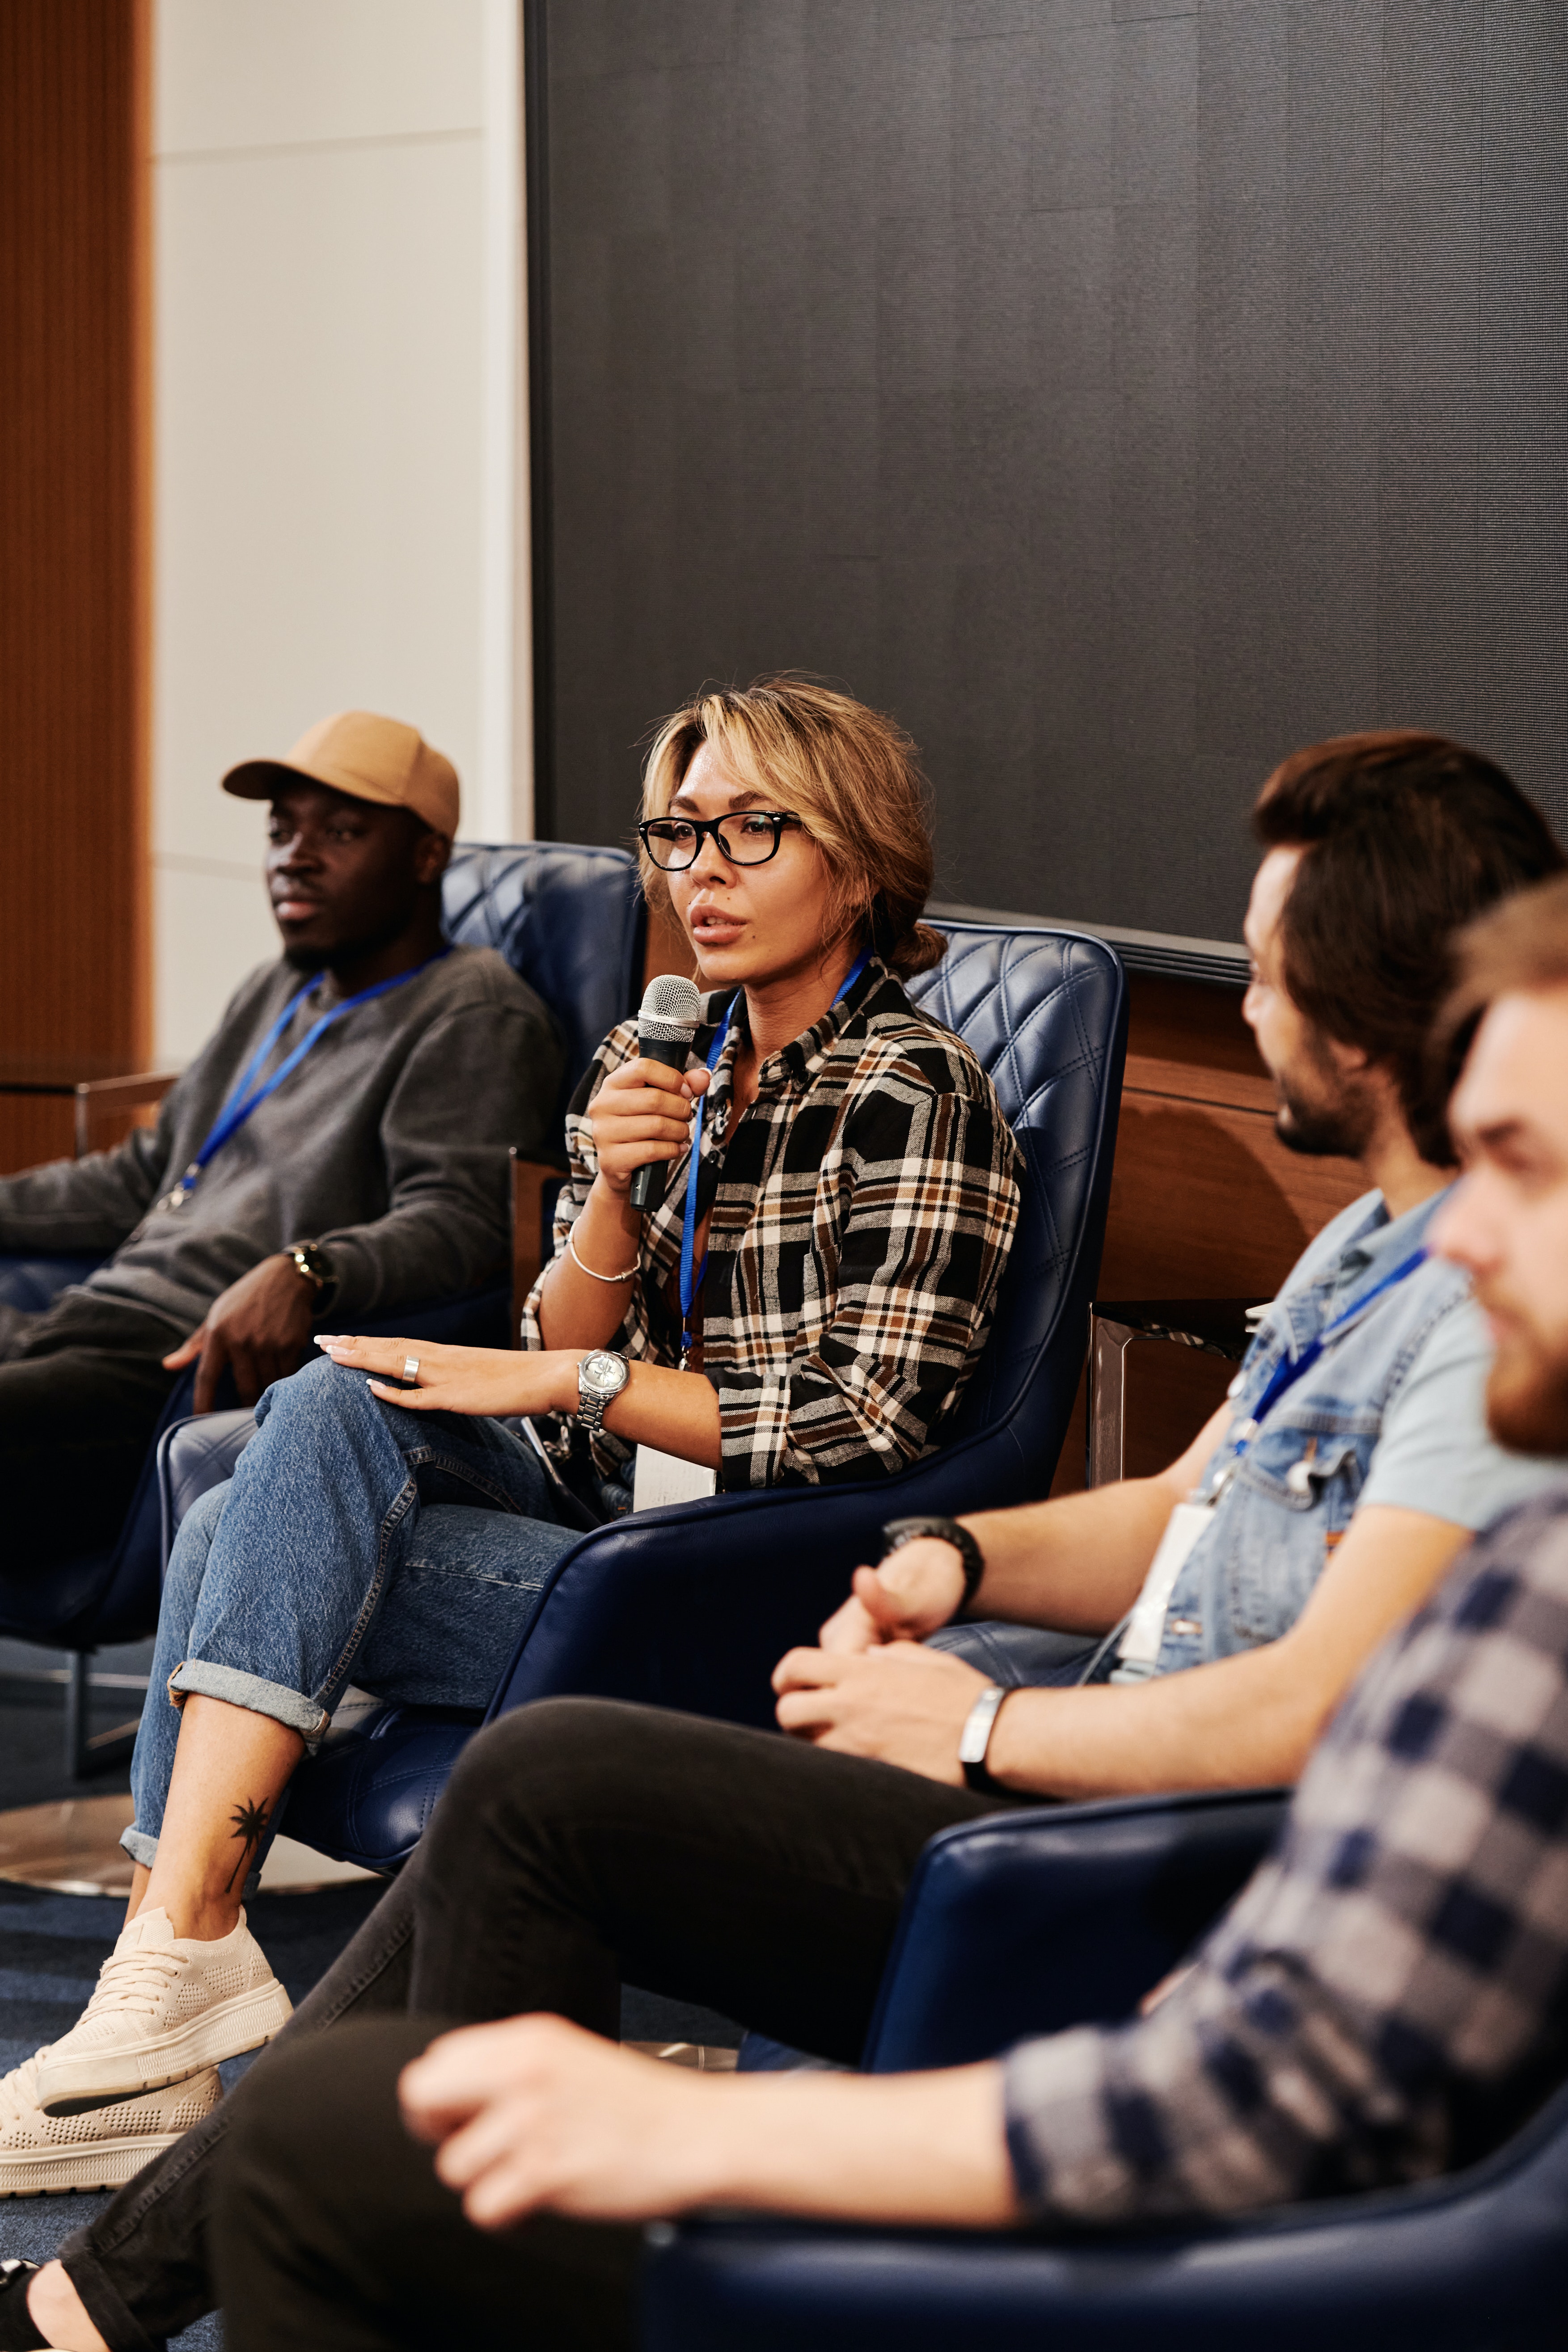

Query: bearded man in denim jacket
[773,728,1567,1799]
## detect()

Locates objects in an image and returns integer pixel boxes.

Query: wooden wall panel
[1049,973,1366,1495]
[1106,975,1365,1302]
[0,0,149,1175]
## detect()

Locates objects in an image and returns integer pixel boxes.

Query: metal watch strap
[880,1516,985,1614]
[286,1240,336,1309]
[958,1683,1013,1794]
[576,1351,630,1440]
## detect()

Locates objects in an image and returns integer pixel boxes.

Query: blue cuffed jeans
[123,1354,595,1881]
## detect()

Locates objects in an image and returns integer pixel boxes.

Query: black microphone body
[627,973,703,1213]
[628,1034,693,1210]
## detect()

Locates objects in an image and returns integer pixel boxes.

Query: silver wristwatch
[575,1349,630,1439]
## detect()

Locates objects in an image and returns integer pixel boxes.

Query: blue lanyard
[1224,1244,1428,1464]
[677,950,869,1367]
[162,949,451,1210]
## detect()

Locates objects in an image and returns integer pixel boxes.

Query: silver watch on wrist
[575,1349,630,1439]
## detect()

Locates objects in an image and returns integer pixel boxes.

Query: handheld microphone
[628,973,703,1212]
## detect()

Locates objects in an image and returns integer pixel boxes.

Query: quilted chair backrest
[908,922,1127,1460]
[442,842,645,1117]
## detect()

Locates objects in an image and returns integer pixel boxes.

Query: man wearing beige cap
[0,709,561,1585]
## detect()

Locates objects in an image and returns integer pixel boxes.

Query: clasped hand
[769,1535,988,1782]
[772,1639,988,1784]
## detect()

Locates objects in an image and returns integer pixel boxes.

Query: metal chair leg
[65,1651,144,1781]
[64,1649,86,1772]
[1086,1314,1138,1487]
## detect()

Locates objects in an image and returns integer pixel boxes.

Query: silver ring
[403,1356,420,1383]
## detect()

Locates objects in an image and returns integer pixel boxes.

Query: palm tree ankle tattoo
[225,1798,271,1894]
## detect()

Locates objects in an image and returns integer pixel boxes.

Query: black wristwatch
[880,1516,985,1618]
[285,1240,338,1315]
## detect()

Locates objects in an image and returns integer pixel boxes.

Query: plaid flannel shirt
[519,957,1020,1490]
[1005,1484,1568,2220]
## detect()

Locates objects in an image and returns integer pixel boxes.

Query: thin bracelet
[567,1228,639,1284]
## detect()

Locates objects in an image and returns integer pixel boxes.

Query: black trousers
[212,2018,643,2352]
[0,1292,182,1571]
[63,1698,1012,2351]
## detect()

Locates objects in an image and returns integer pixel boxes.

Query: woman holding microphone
[23,675,1021,2144]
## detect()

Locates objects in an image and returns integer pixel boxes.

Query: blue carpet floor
[0,1666,742,2343]
[0,1878,385,2347]
[0,1875,743,2345]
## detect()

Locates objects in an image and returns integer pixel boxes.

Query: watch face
[581,1351,628,1398]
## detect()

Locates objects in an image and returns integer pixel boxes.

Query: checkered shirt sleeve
[519,960,1021,1489]
[1003,1487,1568,2221]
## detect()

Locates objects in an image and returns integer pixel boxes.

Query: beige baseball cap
[222,710,460,838]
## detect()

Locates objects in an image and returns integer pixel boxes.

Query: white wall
[151,0,529,1064]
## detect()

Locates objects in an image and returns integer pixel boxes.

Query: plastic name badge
[633,1446,718,1511]
[1116,1501,1213,1671]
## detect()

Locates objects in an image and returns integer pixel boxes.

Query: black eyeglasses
[638,812,805,871]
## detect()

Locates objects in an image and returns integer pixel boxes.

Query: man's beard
[1272,1059,1378,1162]
[1486,1328,1568,1458]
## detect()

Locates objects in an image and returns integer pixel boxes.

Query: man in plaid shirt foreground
[11,878,1548,2346]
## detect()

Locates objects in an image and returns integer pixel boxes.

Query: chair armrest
[511,1146,570,1339]
[156,1408,257,1567]
[487,1481,964,1732]
[72,1070,179,1156]
[860,1786,1290,2072]
[641,2075,1568,2352]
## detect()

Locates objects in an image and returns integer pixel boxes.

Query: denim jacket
[1145,1189,1471,1678]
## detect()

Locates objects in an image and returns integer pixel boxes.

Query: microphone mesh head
[638,972,703,1043]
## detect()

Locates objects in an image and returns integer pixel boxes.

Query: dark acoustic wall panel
[532,1,1568,945]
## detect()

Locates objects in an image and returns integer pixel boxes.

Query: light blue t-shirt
[1288,1190,1560,1529]
[1144,1186,1565,1678]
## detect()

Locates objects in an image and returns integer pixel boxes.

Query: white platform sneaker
[0,2050,221,2196]
[34,1905,292,2117]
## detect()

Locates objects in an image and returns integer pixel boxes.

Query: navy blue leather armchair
[641,1788,1568,2350]
[0,841,644,1769]
[165,920,1128,1870]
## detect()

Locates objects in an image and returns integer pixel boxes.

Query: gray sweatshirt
[0,946,562,1337]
